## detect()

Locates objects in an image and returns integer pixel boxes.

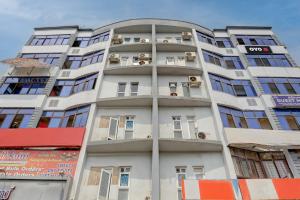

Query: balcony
[182,179,300,200]
[157,53,201,75]
[105,53,152,75]
[156,34,197,52]
[110,34,152,52]
[0,128,85,148]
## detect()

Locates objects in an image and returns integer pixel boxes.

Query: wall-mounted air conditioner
[188,76,201,88]
[182,32,192,40]
[197,132,206,139]
[109,54,120,63]
[138,53,151,60]
[140,38,150,43]
[112,34,123,44]
[185,52,196,61]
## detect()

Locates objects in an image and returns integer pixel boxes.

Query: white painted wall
[99,75,152,98]
[206,64,250,80]
[91,107,152,141]
[158,75,208,98]
[248,67,300,78]
[21,45,69,54]
[159,107,218,140]
[120,33,152,43]
[78,153,152,200]
[212,91,264,110]
[160,152,227,200]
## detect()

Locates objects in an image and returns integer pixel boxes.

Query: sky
[0,0,299,64]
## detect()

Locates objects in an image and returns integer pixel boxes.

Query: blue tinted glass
[19,115,32,128]
[60,86,72,96]
[277,116,291,130]
[48,118,61,128]
[245,118,260,129]
[120,174,129,186]
[1,115,14,128]
[220,112,229,127]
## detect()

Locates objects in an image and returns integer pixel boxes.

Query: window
[130,82,139,96]
[173,116,182,138]
[215,38,233,48]
[232,148,292,179]
[169,82,177,95]
[119,167,130,187]
[181,82,190,97]
[203,50,244,69]
[247,54,292,67]
[118,83,126,97]
[0,108,33,128]
[124,37,131,43]
[193,166,204,179]
[63,50,104,69]
[176,167,186,200]
[133,37,140,43]
[258,78,300,94]
[73,32,109,48]
[209,74,257,96]
[275,109,300,130]
[219,106,272,129]
[196,32,215,45]
[50,73,97,96]
[37,105,90,128]
[0,77,48,95]
[72,37,90,47]
[235,35,277,46]
[118,167,130,200]
[30,35,70,46]
[108,117,119,139]
[166,57,175,65]
[21,53,61,65]
[187,116,197,138]
[97,169,112,200]
[125,116,134,139]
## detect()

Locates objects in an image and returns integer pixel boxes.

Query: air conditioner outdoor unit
[170,92,178,96]
[197,132,206,139]
[141,38,150,43]
[188,76,201,88]
[163,39,169,43]
[112,34,123,44]
[139,60,150,65]
[147,135,152,139]
[182,32,192,40]
[109,53,120,63]
[138,53,151,61]
[105,137,113,140]
[185,52,196,61]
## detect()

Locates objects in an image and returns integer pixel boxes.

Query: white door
[108,118,119,139]
[97,169,112,200]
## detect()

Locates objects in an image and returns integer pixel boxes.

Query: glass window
[119,167,130,187]
[236,35,277,46]
[259,78,300,94]
[62,50,104,69]
[37,105,90,128]
[30,35,70,46]
[51,73,97,97]
[219,106,271,130]
[247,54,292,67]
[118,83,126,97]
[203,50,244,69]
[130,82,139,96]
[0,108,33,129]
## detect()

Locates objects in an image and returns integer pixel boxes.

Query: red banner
[0,150,79,177]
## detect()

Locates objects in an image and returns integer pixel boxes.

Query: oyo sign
[245,46,272,54]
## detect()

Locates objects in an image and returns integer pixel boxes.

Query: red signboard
[0,150,79,177]
[0,128,85,148]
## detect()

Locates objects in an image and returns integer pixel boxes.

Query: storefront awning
[0,128,85,148]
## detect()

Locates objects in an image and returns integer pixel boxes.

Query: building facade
[0,19,300,200]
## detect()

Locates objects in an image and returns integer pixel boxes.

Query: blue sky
[0,0,299,64]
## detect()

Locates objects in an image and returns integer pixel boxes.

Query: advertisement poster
[0,150,79,177]
[273,96,300,107]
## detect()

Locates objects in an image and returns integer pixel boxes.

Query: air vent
[235,71,244,77]
[226,49,234,54]
[61,71,71,77]
[247,98,257,106]
[48,100,59,107]
[71,49,80,54]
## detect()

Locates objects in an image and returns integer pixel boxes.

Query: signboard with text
[0,150,79,177]
[245,46,272,54]
[273,96,300,107]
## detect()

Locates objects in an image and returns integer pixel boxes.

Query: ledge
[97,95,153,107]
[158,95,211,107]
[157,65,202,75]
[159,138,223,152]
[156,42,197,52]
[110,42,152,52]
[104,65,152,75]
[87,138,153,153]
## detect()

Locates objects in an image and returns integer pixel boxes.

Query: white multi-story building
[0,19,300,200]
